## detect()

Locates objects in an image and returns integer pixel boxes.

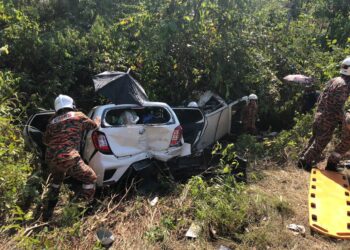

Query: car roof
[92,101,171,116]
[94,101,169,110]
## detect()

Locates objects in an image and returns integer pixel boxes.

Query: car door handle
[139,127,145,134]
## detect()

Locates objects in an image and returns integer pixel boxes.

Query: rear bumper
[89,151,151,186]
[89,148,169,186]
[148,142,191,162]
[88,146,187,186]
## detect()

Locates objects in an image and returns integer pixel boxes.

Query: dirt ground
[250,162,350,250]
[81,162,350,250]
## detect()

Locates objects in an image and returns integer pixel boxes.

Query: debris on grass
[185,222,202,239]
[148,196,159,207]
[218,245,232,250]
[287,224,306,236]
[209,223,218,240]
[96,227,115,247]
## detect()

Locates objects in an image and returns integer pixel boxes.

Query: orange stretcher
[309,168,350,239]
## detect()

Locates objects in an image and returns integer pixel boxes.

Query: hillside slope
[2,161,350,249]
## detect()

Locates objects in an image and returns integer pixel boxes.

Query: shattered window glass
[104,107,171,126]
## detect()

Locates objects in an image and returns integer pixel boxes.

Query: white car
[23,93,238,187]
[83,102,192,186]
[24,101,191,186]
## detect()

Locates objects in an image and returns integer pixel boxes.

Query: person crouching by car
[41,94,100,221]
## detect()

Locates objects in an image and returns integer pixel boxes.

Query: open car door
[195,105,231,151]
[23,111,54,159]
[194,91,232,151]
[172,107,205,151]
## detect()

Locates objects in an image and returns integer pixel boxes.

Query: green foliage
[160,215,176,231]
[266,112,314,162]
[187,143,250,238]
[212,143,238,168]
[144,226,165,243]
[234,134,265,159]
[186,170,294,240]
[0,71,33,224]
[59,201,86,229]
[0,0,349,247]
[273,198,294,219]
[188,174,249,238]
[0,0,348,113]
[144,215,176,243]
[184,143,295,240]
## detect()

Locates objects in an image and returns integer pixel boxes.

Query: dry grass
[245,161,350,250]
[2,160,350,249]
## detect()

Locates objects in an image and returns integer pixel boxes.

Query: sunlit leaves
[0,45,9,55]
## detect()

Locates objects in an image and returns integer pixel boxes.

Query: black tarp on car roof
[93,71,148,106]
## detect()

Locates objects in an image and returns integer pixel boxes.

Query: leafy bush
[2,0,349,119]
[265,112,314,162]
[185,142,295,241]
[186,169,295,242]
[144,215,176,243]
[144,226,166,243]
[0,71,33,225]
[187,144,257,239]
[188,174,249,238]
[234,134,266,159]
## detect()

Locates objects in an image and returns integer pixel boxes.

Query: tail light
[170,125,183,147]
[92,131,113,154]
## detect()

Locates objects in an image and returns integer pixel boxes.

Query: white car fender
[180,143,191,156]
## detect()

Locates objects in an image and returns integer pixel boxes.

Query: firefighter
[41,94,100,221]
[298,57,350,171]
[326,112,350,171]
[241,94,258,134]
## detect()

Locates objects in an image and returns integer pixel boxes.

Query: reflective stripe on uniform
[50,112,76,124]
[82,183,95,189]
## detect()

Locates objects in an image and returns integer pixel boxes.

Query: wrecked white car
[84,102,192,185]
[177,91,238,152]
[24,95,239,187]
[23,72,241,187]
[24,101,191,186]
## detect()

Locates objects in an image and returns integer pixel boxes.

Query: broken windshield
[104,107,172,126]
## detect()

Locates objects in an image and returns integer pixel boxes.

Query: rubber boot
[326,152,341,172]
[79,183,96,201]
[325,161,338,172]
[42,186,60,222]
[297,158,312,172]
